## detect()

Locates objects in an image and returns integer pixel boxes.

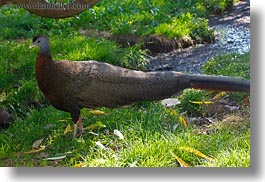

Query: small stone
[0,109,14,128]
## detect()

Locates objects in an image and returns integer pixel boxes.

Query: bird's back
[48,60,190,109]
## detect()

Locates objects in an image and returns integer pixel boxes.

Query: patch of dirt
[186,95,250,134]
[80,29,204,53]
[142,35,197,53]
[80,29,140,47]
[193,111,249,135]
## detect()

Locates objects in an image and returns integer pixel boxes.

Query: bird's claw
[76,130,86,138]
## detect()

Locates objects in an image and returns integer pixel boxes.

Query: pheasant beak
[29,43,36,49]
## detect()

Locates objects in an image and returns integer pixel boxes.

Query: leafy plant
[120,45,148,70]
[203,52,250,79]
[179,89,208,116]
[155,12,214,42]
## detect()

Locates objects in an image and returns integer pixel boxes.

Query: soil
[80,28,199,53]
[145,0,250,73]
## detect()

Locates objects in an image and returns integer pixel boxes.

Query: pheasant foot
[73,117,85,138]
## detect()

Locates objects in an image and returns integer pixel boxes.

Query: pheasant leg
[73,117,85,138]
[73,123,78,138]
[78,117,85,137]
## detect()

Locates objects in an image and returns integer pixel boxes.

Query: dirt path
[145,0,250,74]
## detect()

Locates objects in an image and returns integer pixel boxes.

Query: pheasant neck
[39,43,52,55]
[36,51,53,94]
[38,52,53,62]
[38,47,53,61]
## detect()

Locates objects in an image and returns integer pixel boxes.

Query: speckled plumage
[31,35,250,137]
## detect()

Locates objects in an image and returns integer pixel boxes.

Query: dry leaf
[225,105,240,111]
[57,119,68,122]
[166,109,178,116]
[189,101,214,104]
[161,98,180,107]
[170,151,190,167]
[114,129,124,140]
[213,91,226,100]
[95,141,107,150]
[129,160,138,167]
[206,90,215,95]
[32,138,44,149]
[243,96,250,106]
[179,147,214,161]
[91,159,107,164]
[36,152,49,159]
[178,116,187,128]
[173,124,179,132]
[89,110,106,115]
[88,131,99,136]
[175,156,190,167]
[25,146,46,154]
[64,124,71,135]
[44,155,67,161]
[74,162,87,168]
[43,124,57,129]
[86,121,106,131]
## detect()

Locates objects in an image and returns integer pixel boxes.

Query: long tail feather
[188,74,250,93]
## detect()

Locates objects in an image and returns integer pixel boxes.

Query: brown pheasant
[30,35,250,138]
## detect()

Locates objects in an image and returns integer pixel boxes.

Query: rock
[161,98,181,107]
[0,109,14,128]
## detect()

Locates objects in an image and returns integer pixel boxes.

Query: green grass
[0,0,250,167]
[203,52,250,79]
[0,101,250,167]
[0,0,234,41]
[155,12,214,43]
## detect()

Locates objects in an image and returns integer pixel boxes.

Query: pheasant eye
[37,40,41,43]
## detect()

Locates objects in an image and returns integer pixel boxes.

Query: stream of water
[145,0,250,74]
